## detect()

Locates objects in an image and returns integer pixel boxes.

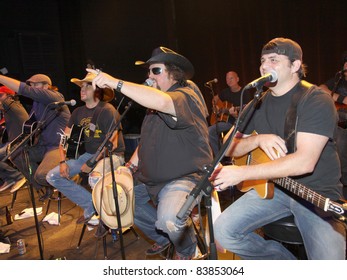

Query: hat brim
[92,167,134,229]
[146,52,194,80]
[135,47,195,79]
[71,73,115,102]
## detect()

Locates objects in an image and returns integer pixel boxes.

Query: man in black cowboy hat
[88,47,213,260]
[46,72,125,233]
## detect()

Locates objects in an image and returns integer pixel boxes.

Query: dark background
[1,0,347,131]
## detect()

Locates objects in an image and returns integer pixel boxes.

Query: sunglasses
[148,67,163,75]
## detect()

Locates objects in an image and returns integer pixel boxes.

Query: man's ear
[291,60,301,74]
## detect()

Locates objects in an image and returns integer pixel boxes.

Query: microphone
[204,78,218,86]
[0,67,8,75]
[143,79,154,87]
[245,70,278,89]
[49,99,77,108]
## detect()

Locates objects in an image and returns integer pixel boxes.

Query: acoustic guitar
[4,112,39,161]
[210,99,239,125]
[61,124,86,160]
[233,146,347,223]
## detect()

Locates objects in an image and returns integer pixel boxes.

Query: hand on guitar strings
[209,163,241,192]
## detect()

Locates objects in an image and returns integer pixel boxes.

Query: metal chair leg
[77,223,87,249]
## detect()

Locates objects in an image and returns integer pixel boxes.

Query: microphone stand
[177,86,265,260]
[3,104,67,260]
[86,101,133,260]
[3,108,60,260]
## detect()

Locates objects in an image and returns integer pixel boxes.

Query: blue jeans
[134,179,200,257]
[208,122,232,156]
[214,188,346,260]
[46,152,95,218]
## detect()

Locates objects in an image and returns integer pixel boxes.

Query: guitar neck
[273,177,346,217]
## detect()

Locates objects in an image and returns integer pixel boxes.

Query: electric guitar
[61,124,86,160]
[233,147,347,223]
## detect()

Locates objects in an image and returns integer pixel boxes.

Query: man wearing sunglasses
[88,47,213,260]
[0,73,71,201]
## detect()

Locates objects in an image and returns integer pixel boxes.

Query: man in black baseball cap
[214,37,345,260]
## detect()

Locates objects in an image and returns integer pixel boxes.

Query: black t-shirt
[137,83,213,195]
[243,81,342,200]
[324,76,347,97]
[219,87,254,123]
[68,102,125,155]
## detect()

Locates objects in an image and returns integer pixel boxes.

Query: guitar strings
[245,156,327,208]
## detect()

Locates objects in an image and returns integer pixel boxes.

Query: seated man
[213,38,346,260]
[89,46,213,259]
[0,73,71,201]
[46,72,125,235]
[0,86,28,192]
[208,71,253,156]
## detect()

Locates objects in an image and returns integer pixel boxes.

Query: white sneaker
[10,178,27,193]
[0,181,15,192]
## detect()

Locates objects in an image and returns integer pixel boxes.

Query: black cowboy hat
[135,46,194,80]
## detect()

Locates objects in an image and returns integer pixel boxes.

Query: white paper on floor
[43,212,59,225]
[14,207,43,220]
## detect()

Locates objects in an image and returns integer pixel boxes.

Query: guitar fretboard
[272,177,328,210]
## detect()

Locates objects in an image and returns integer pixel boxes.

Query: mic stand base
[108,151,126,260]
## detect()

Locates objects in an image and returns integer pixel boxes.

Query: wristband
[116,80,124,93]
[125,161,138,174]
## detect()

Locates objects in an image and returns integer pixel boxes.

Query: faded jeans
[214,188,346,260]
[134,178,200,257]
[46,152,95,218]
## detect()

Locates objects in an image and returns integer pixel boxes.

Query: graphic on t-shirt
[79,117,102,138]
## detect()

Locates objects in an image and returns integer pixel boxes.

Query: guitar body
[233,147,274,199]
[335,102,347,111]
[7,112,38,154]
[233,139,347,222]
[210,100,233,125]
[23,112,38,146]
[64,125,86,160]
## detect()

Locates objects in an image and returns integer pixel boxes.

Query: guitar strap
[284,80,316,153]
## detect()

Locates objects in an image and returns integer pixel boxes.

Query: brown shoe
[94,221,108,239]
[146,242,171,255]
